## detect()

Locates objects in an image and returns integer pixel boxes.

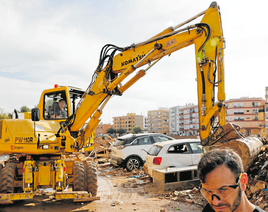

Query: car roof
[118,133,171,139]
[153,138,201,147]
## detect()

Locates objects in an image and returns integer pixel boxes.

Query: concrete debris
[24,203,36,207]
[111,201,123,206]
[245,144,268,210]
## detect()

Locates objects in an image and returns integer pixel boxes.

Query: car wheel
[125,157,141,171]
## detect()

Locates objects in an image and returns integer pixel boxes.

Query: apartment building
[178,104,199,136]
[95,123,113,136]
[169,106,182,135]
[147,108,169,134]
[261,87,268,137]
[225,97,265,136]
[144,116,149,132]
[113,113,144,133]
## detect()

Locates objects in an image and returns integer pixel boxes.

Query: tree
[8,113,12,119]
[20,105,30,112]
[116,128,127,136]
[107,127,116,135]
[0,108,10,119]
[131,126,142,134]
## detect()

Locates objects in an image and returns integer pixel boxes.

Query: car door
[137,136,153,161]
[188,142,203,165]
[164,143,193,167]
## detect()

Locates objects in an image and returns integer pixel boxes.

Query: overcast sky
[0,0,267,124]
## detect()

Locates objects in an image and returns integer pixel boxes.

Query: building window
[253,109,258,114]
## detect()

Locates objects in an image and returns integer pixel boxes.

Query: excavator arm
[70,2,223,145]
[66,2,262,171]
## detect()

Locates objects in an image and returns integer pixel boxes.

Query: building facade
[178,104,199,136]
[147,108,169,134]
[113,113,144,133]
[95,123,113,136]
[225,97,265,136]
[169,106,182,135]
[143,116,149,133]
[260,87,268,137]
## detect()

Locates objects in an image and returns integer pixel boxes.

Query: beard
[231,186,242,212]
[210,186,242,212]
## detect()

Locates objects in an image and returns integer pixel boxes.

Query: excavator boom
[69,1,262,170]
[71,2,223,141]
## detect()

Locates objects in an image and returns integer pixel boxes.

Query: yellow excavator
[0,1,263,204]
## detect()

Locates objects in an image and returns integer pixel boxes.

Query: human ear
[240,173,247,191]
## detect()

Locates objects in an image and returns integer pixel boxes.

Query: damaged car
[143,139,203,177]
[110,133,174,171]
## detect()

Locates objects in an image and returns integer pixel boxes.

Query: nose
[211,194,221,204]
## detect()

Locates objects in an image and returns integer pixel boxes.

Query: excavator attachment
[201,123,263,171]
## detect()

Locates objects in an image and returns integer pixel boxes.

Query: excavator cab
[38,85,84,121]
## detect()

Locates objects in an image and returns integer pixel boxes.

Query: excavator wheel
[1,163,16,193]
[73,161,85,191]
[85,161,98,197]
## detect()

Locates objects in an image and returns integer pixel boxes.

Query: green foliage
[0,108,11,119]
[8,113,12,119]
[20,105,30,112]
[107,127,116,134]
[116,128,127,136]
[131,126,142,134]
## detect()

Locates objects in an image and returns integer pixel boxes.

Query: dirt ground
[2,159,268,212]
[0,163,204,212]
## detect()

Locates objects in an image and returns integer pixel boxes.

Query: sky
[0,0,267,124]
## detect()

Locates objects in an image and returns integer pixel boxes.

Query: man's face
[201,165,242,212]
[59,100,65,108]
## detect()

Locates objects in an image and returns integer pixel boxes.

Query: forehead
[202,165,236,189]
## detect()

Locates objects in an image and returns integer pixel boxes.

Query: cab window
[44,91,68,120]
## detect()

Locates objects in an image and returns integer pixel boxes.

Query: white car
[143,139,203,177]
[110,133,174,171]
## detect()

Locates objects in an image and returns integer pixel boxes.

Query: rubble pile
[159,187,207,207]
[94,135,115,152]
[89,135,116,161]
[246,144,268,210]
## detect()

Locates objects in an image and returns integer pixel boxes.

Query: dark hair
[197,149,244,182]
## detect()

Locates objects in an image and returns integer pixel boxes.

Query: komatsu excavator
[0,1,263,204]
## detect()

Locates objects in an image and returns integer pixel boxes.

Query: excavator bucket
[202,123,263,171]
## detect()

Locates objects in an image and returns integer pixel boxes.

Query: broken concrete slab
[152,166,200,191]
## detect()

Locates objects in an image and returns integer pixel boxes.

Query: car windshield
[113,137,135,147]
[148,145,162,156]
[152,135,173,143]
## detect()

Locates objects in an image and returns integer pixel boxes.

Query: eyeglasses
[199,173,242,201]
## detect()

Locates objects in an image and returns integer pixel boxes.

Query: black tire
[73,161,85,191]
[85,161,98,197]
[1,163,16,193]
[125,157,141,171]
